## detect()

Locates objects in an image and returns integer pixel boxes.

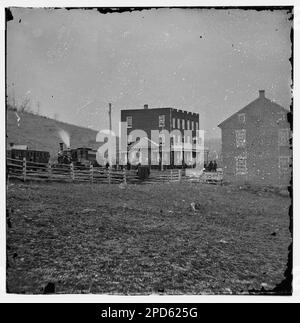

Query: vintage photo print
[4,5,293,298]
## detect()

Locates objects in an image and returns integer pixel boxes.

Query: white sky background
[6,7,292,137]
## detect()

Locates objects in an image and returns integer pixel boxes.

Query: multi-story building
[218,90,291,186]
[120,105,200,167]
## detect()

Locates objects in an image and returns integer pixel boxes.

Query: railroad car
[7,145,50,164]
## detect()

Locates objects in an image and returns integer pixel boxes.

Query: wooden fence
[183,169,223,184]
[6,157,182,184]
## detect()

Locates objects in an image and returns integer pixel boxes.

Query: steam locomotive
[57,143,99,167]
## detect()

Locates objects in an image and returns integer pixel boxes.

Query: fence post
[23,157,26,182]
[70,163,75,182]
[108,167,111,185]
[48,162,52,180]
[170,169,173,182]
[90,164,94,184]
[178,169,181,181]
[123,167,127,184]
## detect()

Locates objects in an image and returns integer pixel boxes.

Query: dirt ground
[6,181,291,294]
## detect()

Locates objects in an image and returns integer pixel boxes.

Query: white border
[0,0,298,303]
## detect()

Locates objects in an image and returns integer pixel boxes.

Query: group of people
[204,160,218,172]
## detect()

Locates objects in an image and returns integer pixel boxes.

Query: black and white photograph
[2,2,296,303]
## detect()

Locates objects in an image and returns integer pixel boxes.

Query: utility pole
[108,102,112,168]
[108,103,112,133]
[160,123,164,172]
[12,82,16,110]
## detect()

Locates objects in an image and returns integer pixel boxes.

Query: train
[6,142,99,167]
[57,143,99,167]
[7,143,50,164]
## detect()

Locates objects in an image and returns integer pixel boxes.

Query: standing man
[213,160,217,172]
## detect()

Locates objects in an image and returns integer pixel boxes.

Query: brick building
[120,105,200,167]
[218,90,291,186]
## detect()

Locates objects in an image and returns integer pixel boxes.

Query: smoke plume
[58,129,70,148]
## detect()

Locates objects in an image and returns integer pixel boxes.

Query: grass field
[6,181,291,294]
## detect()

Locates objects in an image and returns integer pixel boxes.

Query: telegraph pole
[108,103,112,133]
[108,103,112,168]
[161,124,164,171]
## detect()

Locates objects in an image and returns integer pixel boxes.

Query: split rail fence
[6,157,182,184]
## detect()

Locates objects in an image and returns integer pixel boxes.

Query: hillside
[6,108,99,161]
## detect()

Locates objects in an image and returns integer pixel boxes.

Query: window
[192,121,194,131]
[236,129,246,148]
[278,129,290,146]
[238,113,246,124]
[182,119,185,130]
[281,112,288,121]
[172,117,176,129]
[278,111,287,122]
[187,120,190,130]
[159,115,165,127]
[195,122,199,130]
[126,116,132,128]
[177,118,180,129]
[279,156,291,174]
[159,134,165,145]
[235,156,247,175]
[281,112,287,121]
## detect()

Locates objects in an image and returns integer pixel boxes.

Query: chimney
[259,90,265,99]
[59,142,64,151]
[144,104,149,109]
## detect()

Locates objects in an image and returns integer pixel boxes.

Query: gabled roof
[218,92,290,128]
[129,137,159,151]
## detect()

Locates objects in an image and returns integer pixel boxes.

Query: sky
[6,7,292,138]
